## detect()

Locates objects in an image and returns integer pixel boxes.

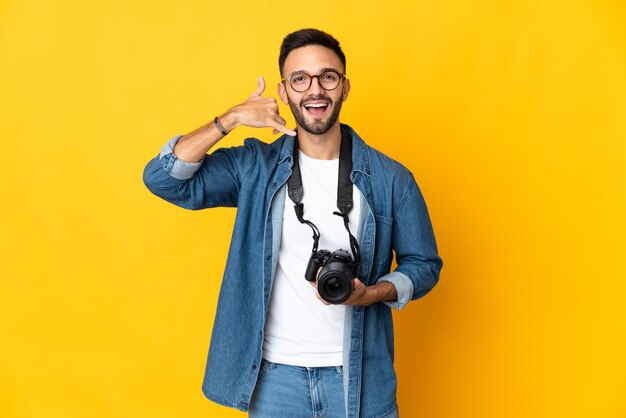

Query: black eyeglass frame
[281,70,346,93]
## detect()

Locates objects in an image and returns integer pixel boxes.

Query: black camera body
[304,249,358,304]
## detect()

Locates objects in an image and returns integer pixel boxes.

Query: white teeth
[304,103,328,108]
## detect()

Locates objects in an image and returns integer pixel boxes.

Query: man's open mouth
[303,102,330,117]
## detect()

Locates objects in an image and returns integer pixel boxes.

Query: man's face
[278,45,350,135]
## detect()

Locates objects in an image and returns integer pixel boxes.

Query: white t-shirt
[262,150,361,367]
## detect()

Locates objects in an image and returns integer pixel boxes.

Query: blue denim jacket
[143,123,443,418]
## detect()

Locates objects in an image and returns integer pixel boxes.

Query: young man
[143,28,442,418]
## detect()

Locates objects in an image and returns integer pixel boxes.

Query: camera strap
[287,126,361,265]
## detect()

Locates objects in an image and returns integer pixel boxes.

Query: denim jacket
[143,123,443,418]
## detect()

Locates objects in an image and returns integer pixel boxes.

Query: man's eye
[322,73,338,81]
[292,75,307,83]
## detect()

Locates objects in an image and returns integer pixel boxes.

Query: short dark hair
[279,28,346,77]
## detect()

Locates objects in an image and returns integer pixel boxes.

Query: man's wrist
[217,110,239,133]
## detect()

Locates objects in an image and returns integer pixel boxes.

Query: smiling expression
[278,45,351,135]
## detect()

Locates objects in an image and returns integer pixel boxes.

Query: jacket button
[252,364,257,369]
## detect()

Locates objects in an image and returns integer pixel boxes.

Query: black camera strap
[287,126,361,265]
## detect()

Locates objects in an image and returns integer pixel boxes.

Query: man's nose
[307,75,324,94]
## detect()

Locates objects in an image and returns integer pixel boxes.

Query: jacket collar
[276,123,371,177]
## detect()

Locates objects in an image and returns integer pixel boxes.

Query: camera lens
[318,270,353,304]
[325,277,345,294]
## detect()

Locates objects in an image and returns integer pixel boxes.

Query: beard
[287,93,343,135]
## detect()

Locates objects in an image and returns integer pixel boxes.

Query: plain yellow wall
[1,1,625,417]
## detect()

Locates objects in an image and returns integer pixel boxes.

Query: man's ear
[342,78,351,102]
[277,82,289,105]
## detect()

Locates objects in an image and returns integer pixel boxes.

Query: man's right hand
[172,76,296,164]
[227,76,296,137]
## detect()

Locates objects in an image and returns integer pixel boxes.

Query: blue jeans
[248,359,399,418]
[248,359,345,418]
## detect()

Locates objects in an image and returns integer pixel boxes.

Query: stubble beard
[288,95,343,135]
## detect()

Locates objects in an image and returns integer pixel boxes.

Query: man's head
[277,28,350,136]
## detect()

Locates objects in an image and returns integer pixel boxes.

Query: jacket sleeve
[376,176,443,310]
[142,134,256,210]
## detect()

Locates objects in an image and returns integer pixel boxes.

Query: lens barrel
[317,261,354,304]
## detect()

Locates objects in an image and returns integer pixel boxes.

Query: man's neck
[296,122,342,160]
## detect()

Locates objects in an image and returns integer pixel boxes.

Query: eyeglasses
[282,70,346,93]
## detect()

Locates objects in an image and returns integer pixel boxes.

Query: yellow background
[1,0,625,417]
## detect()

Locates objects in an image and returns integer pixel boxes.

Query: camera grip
[304,256,322,282]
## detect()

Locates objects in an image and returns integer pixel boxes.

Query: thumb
[249,76,265,98]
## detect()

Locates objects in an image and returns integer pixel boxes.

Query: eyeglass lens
[290,72,341,92]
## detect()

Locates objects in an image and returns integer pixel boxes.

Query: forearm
[367,281,398,305]
[332,279,398,307]
[173,110,240,163]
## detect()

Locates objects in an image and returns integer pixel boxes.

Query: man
[143,28,442,418]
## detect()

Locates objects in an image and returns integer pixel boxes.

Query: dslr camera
[304,249,358,304]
